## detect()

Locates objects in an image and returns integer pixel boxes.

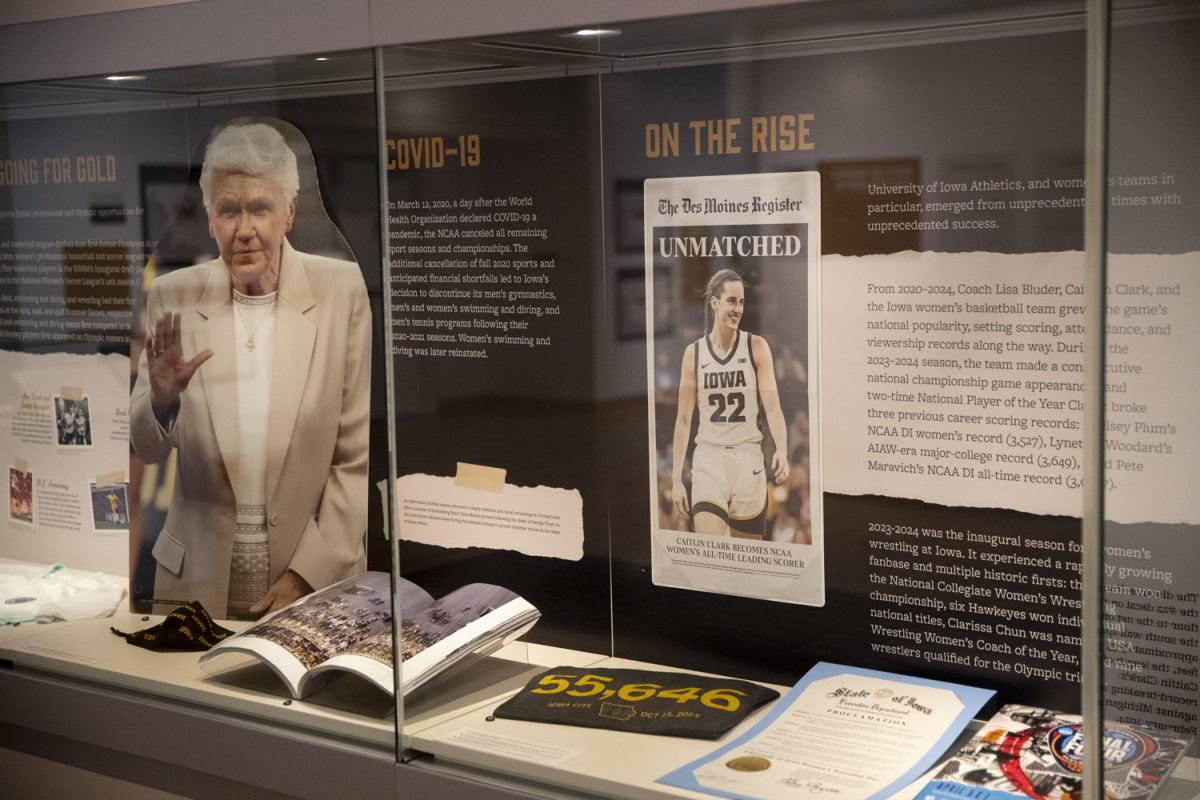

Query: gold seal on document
[726,756,771,772]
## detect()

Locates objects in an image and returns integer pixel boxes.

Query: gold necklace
[239,313,264,351]
[234,292,276,351]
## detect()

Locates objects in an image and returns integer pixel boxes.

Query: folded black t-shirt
[494,666,780,739]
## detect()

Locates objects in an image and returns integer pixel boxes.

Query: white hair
[199,123,299,213]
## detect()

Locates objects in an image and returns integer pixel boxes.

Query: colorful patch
[1047,723,1158,774]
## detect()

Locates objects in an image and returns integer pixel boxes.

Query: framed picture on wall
[615,180,645,254]
[617,267,674,341]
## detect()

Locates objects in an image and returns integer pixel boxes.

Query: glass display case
[381,2,1198,797]
[1100,0,1200,793]
[0,50,399,762]
[0,1,1196,799]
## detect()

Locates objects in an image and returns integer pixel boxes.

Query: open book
[198,571,540,699]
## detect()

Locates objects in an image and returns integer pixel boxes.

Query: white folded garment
[0,563,125,624]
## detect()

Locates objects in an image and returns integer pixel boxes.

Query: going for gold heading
[0,155,118,186]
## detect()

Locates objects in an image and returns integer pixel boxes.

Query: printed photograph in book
[200,571,541,698]
[646,172,824,605]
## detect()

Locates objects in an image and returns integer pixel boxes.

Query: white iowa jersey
[695,330,762,447]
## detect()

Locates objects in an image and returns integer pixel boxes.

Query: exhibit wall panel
[0,102,190,577]
[602,27,1094,708]
[383,67,615,663]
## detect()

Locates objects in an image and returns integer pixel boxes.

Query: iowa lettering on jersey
[703,371,748,390]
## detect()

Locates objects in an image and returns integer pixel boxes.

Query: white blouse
[228,289,277,617]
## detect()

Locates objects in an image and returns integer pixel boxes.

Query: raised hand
[145,311,213,423]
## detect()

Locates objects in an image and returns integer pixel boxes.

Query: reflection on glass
[1102,7,1200,784]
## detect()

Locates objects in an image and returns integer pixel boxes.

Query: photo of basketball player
[9,466,33,524]
[647,172,821,603]
[670,269,790,539]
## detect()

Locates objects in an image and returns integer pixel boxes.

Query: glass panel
[383,1,1116,795]
[380,43,615,751]
[1101,0,1200,793]
[0,50,395,754]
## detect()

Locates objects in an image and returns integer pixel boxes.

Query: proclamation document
[658,663,992,800]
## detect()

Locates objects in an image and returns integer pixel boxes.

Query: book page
[400,584,539,693]
[307,650,394,695]
[200,571,396,697]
